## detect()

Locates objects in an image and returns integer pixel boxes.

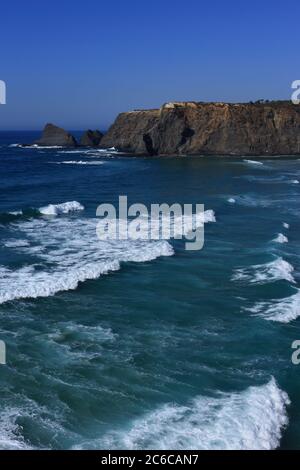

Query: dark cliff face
[100,101,300,156]
[100,110,160,154]
[80,129,103,147]
[34,123,77,147]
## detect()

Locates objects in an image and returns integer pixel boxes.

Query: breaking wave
[273,233,288,244]
[0,205,216,303]
[247,289,300,323]
[0,201,84,223]
[83,378,289,450]
[0,216,174,304]
[39,201,84,215]
[232,257,295,284]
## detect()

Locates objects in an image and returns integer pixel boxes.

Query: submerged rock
[100,101,300,156]
[34,123,77,147]
[80,129,103,147]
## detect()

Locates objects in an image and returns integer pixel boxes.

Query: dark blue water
[0,132,300,449]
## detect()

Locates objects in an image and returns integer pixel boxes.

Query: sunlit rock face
[100,101,300,156]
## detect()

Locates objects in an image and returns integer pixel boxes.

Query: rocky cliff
[100,101,300,156]
[80,129,103,146]
[100,109,160,154]
[34,123,77,147]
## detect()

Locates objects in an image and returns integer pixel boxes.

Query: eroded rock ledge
[100,101,300,156]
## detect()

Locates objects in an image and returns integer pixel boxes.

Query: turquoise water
[0,132,300,449]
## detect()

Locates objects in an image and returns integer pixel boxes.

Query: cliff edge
[100,101,300,156]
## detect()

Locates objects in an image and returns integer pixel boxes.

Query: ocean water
[0,131,300,450]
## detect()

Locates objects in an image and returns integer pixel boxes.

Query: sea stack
[34,123,77,147]
[100,101,300,156]
[80,130,103,147]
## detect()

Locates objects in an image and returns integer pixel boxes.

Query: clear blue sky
[0,0,299,130]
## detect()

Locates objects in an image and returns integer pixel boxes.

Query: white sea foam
[247,289,300,323]
[0,408,32,450]
[0,399,72,450]
[227,198,236,204]
[171,209,215,238]
[135,209,216,239]
[58,147,121,156]
[178,208,216,227]
[9,144,64,149]
[32,145,63,149]
[0,260,120,304]
[283,222,290,229]
[58,150,94,154]
[3,239,30,248]
[55,160,105,165]
[273,233,288,244]
[94,147,120,154]
[24,144,64,149]
[231,195,271,208]
[51,322,117,343]
[39,201,84,216]
[8,210,23,216]
[243,159,264,166]
[0,217,174,304]
[3,202,84,219]
[243,175,300,185]
[232,257,295,284]
[243,175,283,184]
[0,205,216,303]
[88,378,289,450]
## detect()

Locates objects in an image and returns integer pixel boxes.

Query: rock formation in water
[34,123,77,147]
[80,129,103,146]
[100,101,300,156]
[100,109,160,154]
